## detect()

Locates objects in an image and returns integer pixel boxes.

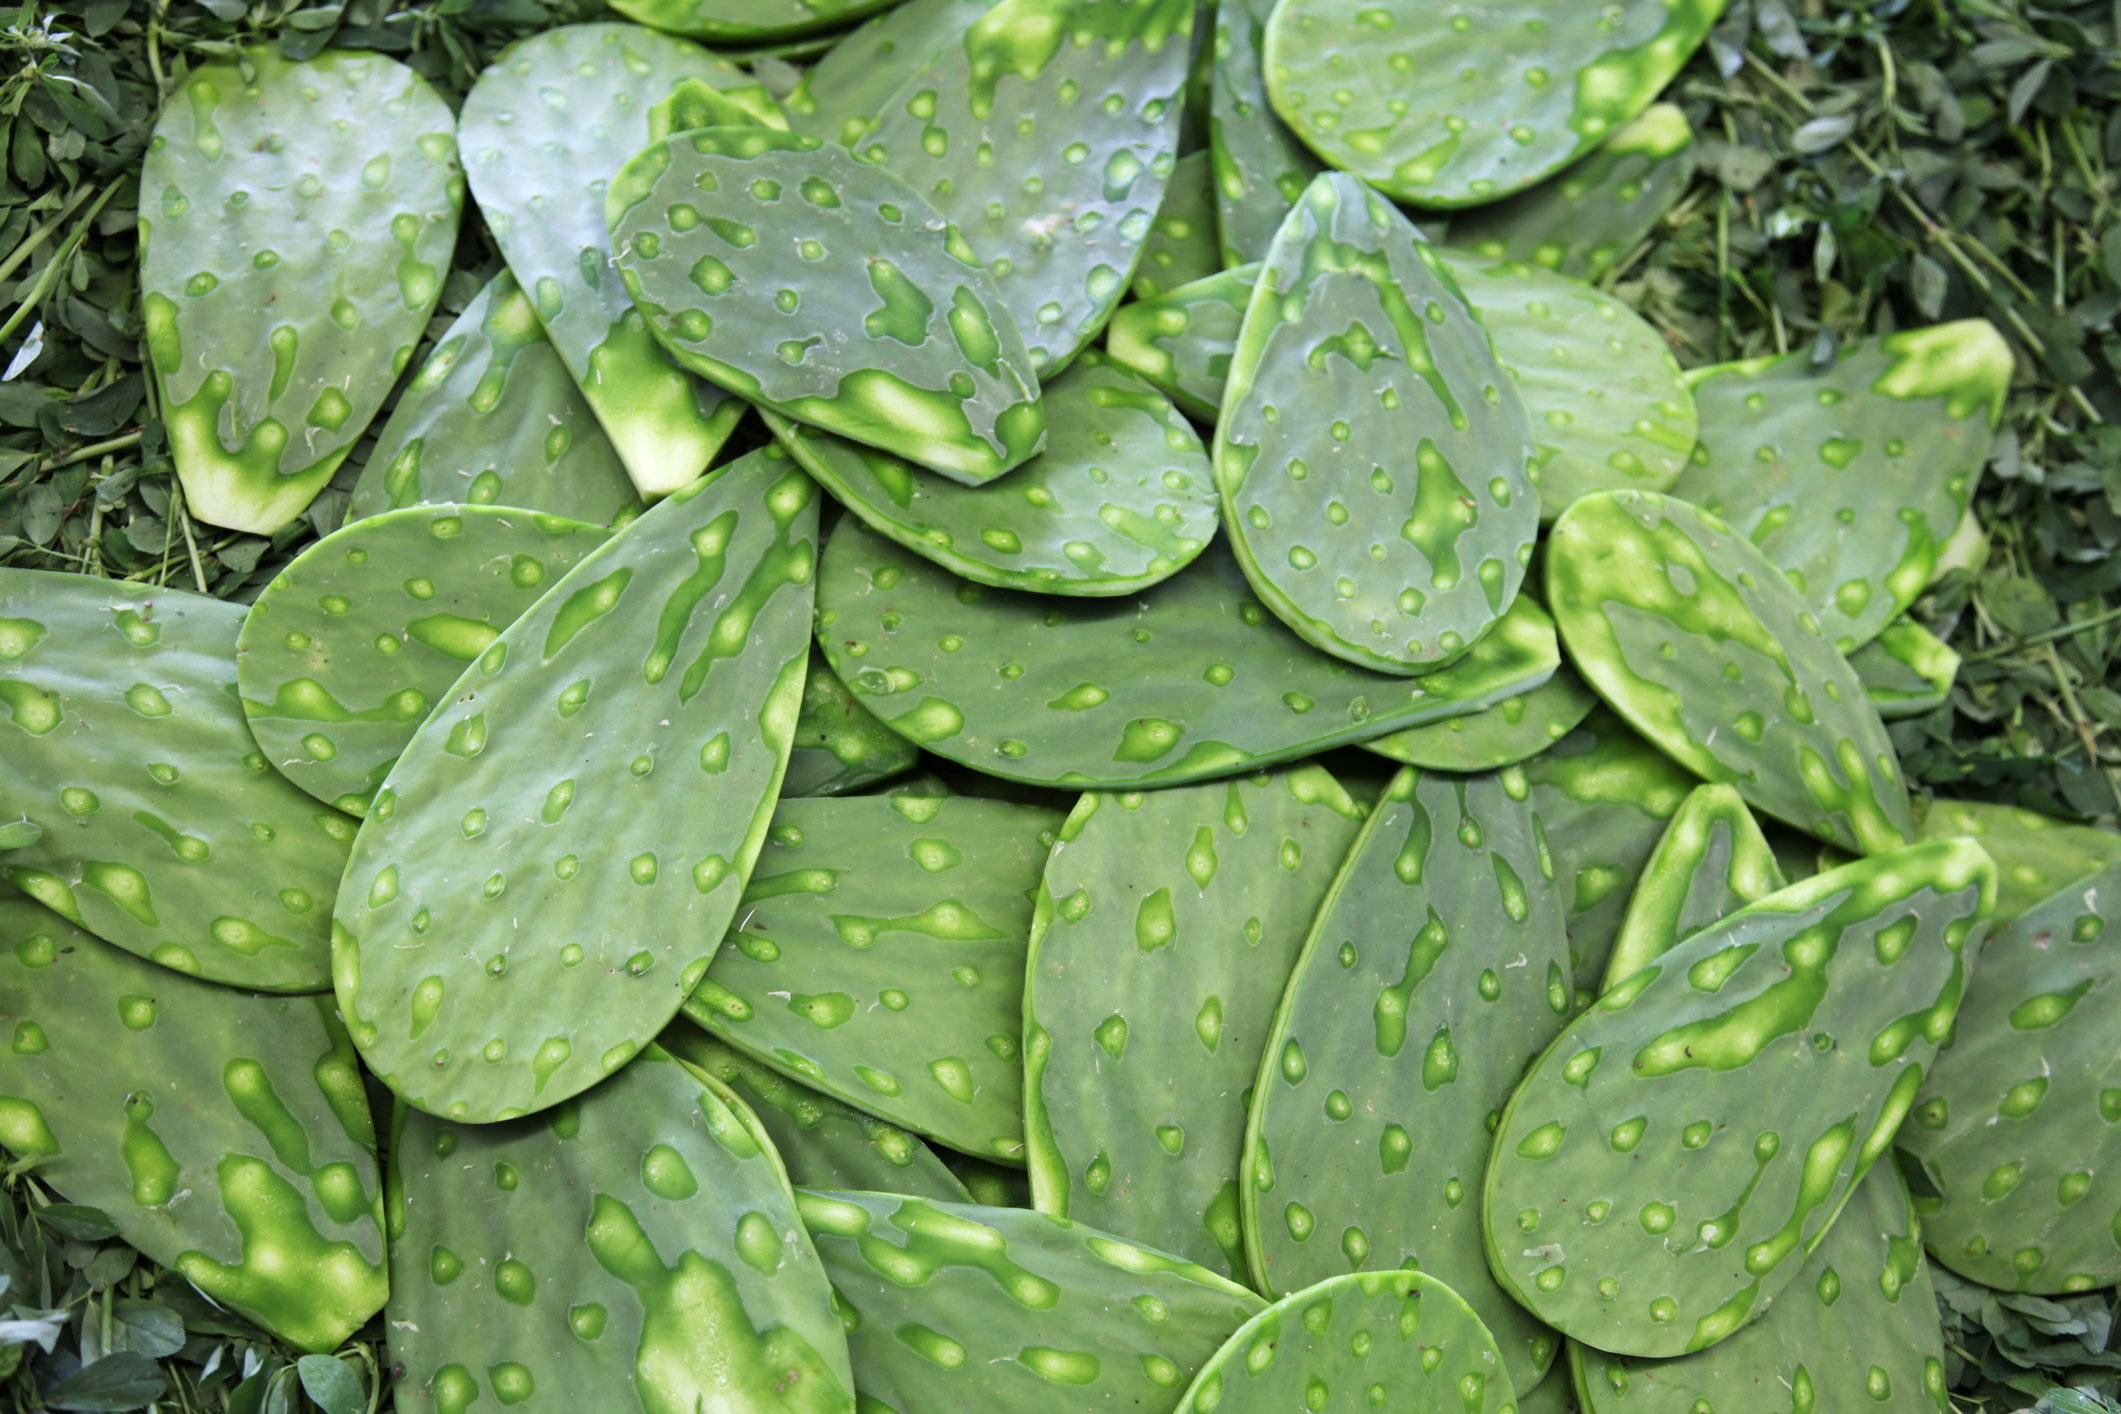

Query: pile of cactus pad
[11,3,2101,1410]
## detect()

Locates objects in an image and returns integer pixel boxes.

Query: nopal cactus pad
[333,448,816,1123]
[1022,766,1367,1278]
[0,571,355,992]
[783,649,920,798]
[782,0,1002,148]
[764,350,1218,597]
[610,126,1045,487]
[1364,653,1599,773]
[1912,796,2121,926]
[607,0,896,46]
[685,790,1063,1162]
[141,46,461,534]
[1852,616,1960,719]
[1897,856,2121,1294]
[798,1188,1264,1414]
[1547,489,1914,857]
[0,892,386,1352]
[1216,172,1538,675]
[1262,0,1725,209]
[1105,262,1259,422]
[1600,784,1787,995]
[349,273,642,527]
[1135,150,1223,299]
[1241,766,1568,1393]
[1207,0,1320,267]
[1671,320,2012,654]
[1483,838,1994,1359]
[237,505,613,815]
[389,1044,855,1414]
[816,519,1561,790]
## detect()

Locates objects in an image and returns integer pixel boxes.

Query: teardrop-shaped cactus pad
[1365,653,1599,773]
[1912,796,2121,925]
[1484,838,1994,1359]
[0,571,354,991]
[858,0,1195,372]
[237,505,614,815]
[1262,0,1723,209]
[1177,1270,1517,1414]
[799,1188,1264,1414]
[458,24,757,497]
[783,0,1002,147]
[1242,766,1567,1391]
[1023,766,1368,1278]
[1519,1369,1580,1414]
[389,1045,856,1414]
[1671,321,2012,654]
[1136,150,1223,299]
[1852,617,1960,719]
[1570,1165,1950,1413]
[610,127,1044,487]
[0,892,386,1351]
[685,790,1063,1161]
[1218,173,1538,674]
[658,1018,971,1200]
[1548,489,1913,856]
[816,518,1559,790]
[767,351,1216,596]
[141,47,461,534]
[1601,784,1787,994]
[944,1150,1033,1207]
[334,447,817,1123]
[1898,857,2121,1295]
[1524,707,1696,995]
[1440,251,1696,521]
[784,649,920,798]
[350,274,643,527]
[607,0,893,45]
[1446,103,1698,282]
[1106,262,1259,421]
[1208,0,1320,267]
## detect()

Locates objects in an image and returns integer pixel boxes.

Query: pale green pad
[782,0,1002,148]
[1912,796,2121,925]
[1853,616,1960,719]
[1136,149,1223,299]
[1105,262,1258,422]
[1207,0,1319,266]
[1364,657,1599,772]
[1601,783,1787,994]
[784,649,920,798]
[607,0,895,45]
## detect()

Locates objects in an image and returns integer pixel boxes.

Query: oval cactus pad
[686,790,1063,1161]
[607,0,894,45]
[0,892,386,1351]
[1242,766,1567,1391]
[334,448,817,1123]
[237,504,613,815]
[783,649,920,798]
[1483,838,1994,1358]
[610,126,1045,486]
[1364,650,1599,773]
[141,46,461,534]
[1912,796,2121,926]
[1217,173,1538,674]
[1208,0,1320,267]
[1547,490,1913,856]
[0,571,355,991]
[1023,766,1367,1277]
[1105,262,1259,421]
[801,1188,1263,1414]
[783,0,1002,148]
[1601,783,1787,994]
[1136,150,1223,299]
[1262,0,1725,209]
[1852,616,1960,719]
[816,518,1560,790]
[390,1044,855,1414]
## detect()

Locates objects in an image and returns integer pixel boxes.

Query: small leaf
[1911,252,1949,319]
[46,1351,167,1412]
[109,1299,185,1360]
[33,1203,120,1241]
[1790,114,1858,155]
[296,1354,365,1414]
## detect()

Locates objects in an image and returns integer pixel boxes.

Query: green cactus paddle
[784,650,920,798]
[607,0,895,45]
[1853,617,1961,718]
[1105,262,1258,421]
[1912,796,2121,925]
[1600,784,1787,994]
[1364,659,1600,773]
[1207,0,1320,266]
[1136,150,1223,299]
[782,0,1001,147]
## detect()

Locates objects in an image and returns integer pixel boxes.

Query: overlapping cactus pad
[1023,766,1367,1277]
[0,892,386,1352]
[389,1044,856,1414]
[334,449,816,1123]
[237,505,613,814]
[1913,795,2121,924]
[1261,0,1724,208]
[1136,151,1222,299]
[1898,857,2121,1294]
[1548,489,1914,855]
[1105,263,1259,421]
[782,0,1000,148]
[817,519,1561,789]
[1484,838,1994,1358]
[610,127,1045,486]
[1601,783,1787,993]
[1852,616,1962,718]
[0,571,354,991]
[1208,0,1319,266]
[783,649,920,797]
[1242,766,1567,1392]
[1364,659,1599,772]
[1217,172,1537,673]
[608,0,894,44]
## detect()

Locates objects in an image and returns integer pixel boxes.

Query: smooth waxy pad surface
[1217,173,1537,673]
[1105,262,1258,421]
[611,127,1044,486]
[1364,653,1599,772]
[1912,796,2121,925]
[783,0,1001,148]
[1852,617,1960,718]
[817,519,1560,789]
[1023,766,1367,1277]
[800,1189,1263,1414]
[784,650,919,798]
[237,505,613,814]
[0,572,355,991]
[1484,839,1994,1358]
[0,892,386,1351]
[390,1045,856,1414]
[1242,766,1567,1391]
[334,449,816,1122]
[688,791,1062,1161]
[607,0,893,44]
[141,47,461,534]
[1602,784,1787,994]
[1208,0,1319,266]
[1548,490,1913,856]
[1136,150,1222,299]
